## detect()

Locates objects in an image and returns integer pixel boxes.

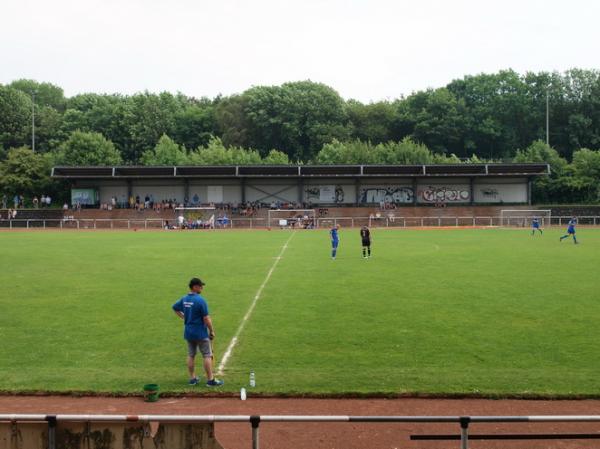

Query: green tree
[0,86,32,150]
[407,88,467,156]
[262,149,290,164]
[214,95,252,149]
[35,106,65,153]
[189,137,262,165]
[243,81,349,161]
[315,137,441,165]
[173,101,216,150]
[125,92,184,162]
[57,131,122,166]
[64,94,134,162]
[10,79,66,111]
[346,100,398,144]
[513,140,570,203]
[140,134,188,165]
[569,148,600,201]
[0,146,53,197]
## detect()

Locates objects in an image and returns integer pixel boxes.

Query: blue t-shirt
[330,228,339,241]
[567,219,576,233]
[172,293,209,341]
[532,219,539,228]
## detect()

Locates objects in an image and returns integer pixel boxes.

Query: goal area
[500,209,551,227]
[174,207,216,228]
[267,209,317,229]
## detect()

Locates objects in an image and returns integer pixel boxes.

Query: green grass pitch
[0,227,598,396]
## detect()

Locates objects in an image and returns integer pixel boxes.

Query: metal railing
[1,216,599,230]
[2,413,600,449]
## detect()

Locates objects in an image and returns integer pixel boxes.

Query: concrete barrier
[0,421,223,449]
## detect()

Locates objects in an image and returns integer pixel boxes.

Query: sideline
[216,231,296,376]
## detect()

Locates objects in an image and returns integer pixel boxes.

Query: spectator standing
[172,278,224,387]
[1,194,7,209]
[13,194,19,209]
[33,196,39,208]
[46,195,52,207]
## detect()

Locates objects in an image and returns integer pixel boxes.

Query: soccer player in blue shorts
[330,224,340,259]
[531,217,543,235]
[559,217,578,244]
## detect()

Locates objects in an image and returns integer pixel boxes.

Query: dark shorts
[362,239,371,247]
[187,339,212,358]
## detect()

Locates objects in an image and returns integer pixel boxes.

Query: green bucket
[143,384,159,402]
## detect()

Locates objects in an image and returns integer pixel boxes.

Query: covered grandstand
[52,163,549,207]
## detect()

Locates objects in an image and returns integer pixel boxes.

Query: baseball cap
[189,277,206,288]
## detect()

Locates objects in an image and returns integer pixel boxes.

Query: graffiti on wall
[305,185,345,203]
[420,185,470,202]
[480,188,499,199]
[359,186,414,204]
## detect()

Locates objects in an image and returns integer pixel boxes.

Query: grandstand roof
[52,164,550,179]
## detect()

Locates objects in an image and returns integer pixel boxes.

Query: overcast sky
[2,0,599,102]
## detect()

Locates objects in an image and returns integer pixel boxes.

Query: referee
[360,225,371,259]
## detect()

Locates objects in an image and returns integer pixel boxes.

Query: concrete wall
[474,178,527,203]
[75,176,529,206]
[0,421,223,449]
[244,179,299,203]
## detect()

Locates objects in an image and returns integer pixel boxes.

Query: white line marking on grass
[217,231,296,375]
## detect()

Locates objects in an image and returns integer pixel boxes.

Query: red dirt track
[2,395,600,448]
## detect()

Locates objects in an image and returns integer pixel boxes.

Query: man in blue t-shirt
[559,217,578,244]
[172,278,224,387]
[330,224,340,259]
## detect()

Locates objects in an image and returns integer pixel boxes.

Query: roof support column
[412,178,418,205]
[470,177,475,205]
[184,179,190,205]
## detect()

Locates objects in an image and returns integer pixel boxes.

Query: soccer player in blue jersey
[330,224,340,259]
[559,217,578,244]
[531,217,543,235]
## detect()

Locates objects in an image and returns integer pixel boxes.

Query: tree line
[1,69,600,204]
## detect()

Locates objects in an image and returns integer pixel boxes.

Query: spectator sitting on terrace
[388,212,396,223]
[7,208,12,219]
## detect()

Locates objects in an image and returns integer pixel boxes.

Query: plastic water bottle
[249,370,256,388]
[240,388,247,401]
